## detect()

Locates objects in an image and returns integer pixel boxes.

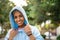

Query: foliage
[57,35,60,40]
[0,0,14,38]
[0,0,14,25]
[41,34,46,39]
[24,0,60,25]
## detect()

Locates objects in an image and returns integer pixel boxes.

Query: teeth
[18,22,21,23]
[18,22,20,23]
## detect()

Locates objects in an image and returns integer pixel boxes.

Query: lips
[18,21,22,24]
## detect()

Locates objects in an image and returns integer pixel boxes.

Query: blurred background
[0,0,60,40]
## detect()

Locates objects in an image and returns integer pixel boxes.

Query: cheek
[21,17,24,21]
[14,19,17,22]
[14,17,24,23]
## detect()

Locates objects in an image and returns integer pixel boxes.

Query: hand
[24,24,35,40]
[9,29,18,40]
[24,24,32,35]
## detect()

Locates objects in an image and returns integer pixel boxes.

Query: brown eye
[19,15,23,17]
[14,16,17,19]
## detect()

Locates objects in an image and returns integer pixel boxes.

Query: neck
[18,24,25,29]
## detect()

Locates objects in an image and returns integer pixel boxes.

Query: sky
[9,0,28,7]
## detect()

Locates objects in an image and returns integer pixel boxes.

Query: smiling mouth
[18,21,23,24]
[18,22,21,24]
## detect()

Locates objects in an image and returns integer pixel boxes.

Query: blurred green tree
[0,0,14,37]
[24,0,60,26]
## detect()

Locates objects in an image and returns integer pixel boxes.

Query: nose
[17,17,20,21]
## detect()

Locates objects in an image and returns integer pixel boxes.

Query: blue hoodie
[5,6,44,40]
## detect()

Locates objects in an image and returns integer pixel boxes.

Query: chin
[18,23,23,26]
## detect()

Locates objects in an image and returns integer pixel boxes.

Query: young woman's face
[13,11,24,27]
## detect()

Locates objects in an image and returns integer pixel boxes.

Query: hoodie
[9,6,29,29]
[5,6,44,40]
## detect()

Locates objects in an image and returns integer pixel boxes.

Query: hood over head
[9,6,29,29]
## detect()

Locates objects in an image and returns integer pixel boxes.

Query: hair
[12,9,22,15]
[12,9,24,19]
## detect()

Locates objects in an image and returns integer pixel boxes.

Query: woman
[5,6,44,40]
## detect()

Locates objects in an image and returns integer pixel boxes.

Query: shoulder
[29,25,44,40]
[29,25,37,29]
[29,25,39,32]
[29,25,40,35]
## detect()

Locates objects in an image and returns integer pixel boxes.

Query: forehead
[13,10,23,16]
